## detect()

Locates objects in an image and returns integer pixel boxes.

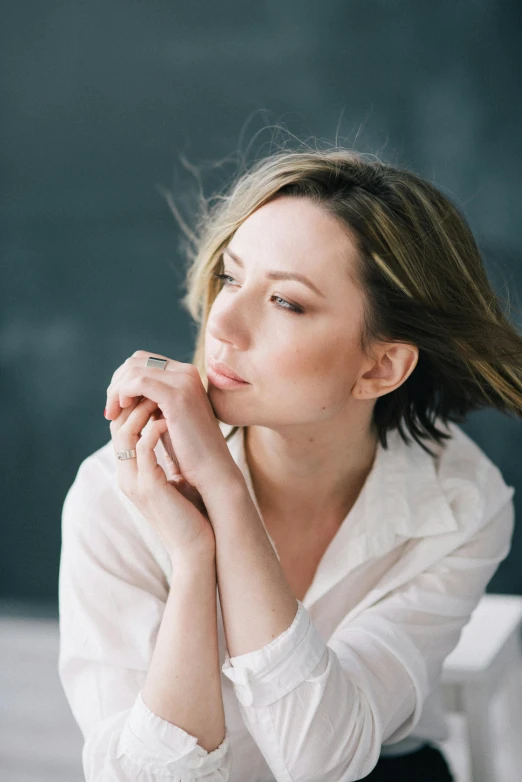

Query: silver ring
[116,449,137,461]
[146,356,169,370]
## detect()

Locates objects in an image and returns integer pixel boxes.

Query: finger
[111,399,158,484]
[146,409,181,482]
[114,398,181,482]
[106,367,175,420]
[106,360,136,416]
[116,375,179,419]
[110,396,158,436]
[118,367,181,409]
[105,357,192,420]
[135,416,170,484]
[159,431,182,481]
[105,354,169,419]
[111,411,139,482]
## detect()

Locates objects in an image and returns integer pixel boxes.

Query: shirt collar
[221,422,464,607]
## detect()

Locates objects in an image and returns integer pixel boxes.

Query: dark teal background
[2,1,521,610]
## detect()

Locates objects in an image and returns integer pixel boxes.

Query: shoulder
[432,420,515,536]
[62,439,117,520]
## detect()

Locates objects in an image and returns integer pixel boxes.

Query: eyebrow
[222,246,326,298]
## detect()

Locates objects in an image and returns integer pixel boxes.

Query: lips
[207,358,248,383]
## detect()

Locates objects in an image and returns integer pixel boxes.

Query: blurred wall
[2,0,521,606]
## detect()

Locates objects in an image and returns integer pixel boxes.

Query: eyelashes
[212,273,305,315]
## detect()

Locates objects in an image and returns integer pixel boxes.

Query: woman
[58,143,521,781]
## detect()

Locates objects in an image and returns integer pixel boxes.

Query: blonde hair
[164,137,522,457]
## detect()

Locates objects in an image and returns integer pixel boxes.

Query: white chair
[440,593,522,782]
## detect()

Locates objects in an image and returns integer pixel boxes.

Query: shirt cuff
[118,689,231,777]
[221,599,327,708]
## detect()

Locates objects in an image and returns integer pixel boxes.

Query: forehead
[230,196,359,278]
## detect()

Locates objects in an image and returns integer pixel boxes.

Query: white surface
[443,594,522,673]
[439,593,522,782]
[0,614,84,782]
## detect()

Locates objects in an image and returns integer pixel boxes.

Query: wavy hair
[164,138,522,457]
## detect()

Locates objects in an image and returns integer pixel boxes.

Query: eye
[212,273,305,315]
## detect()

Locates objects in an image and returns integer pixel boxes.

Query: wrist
[200,471,257,532]
[198,462,247,504]
[167,538,216,572]
[169,551,216,581]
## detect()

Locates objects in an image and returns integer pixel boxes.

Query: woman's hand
[110,395,216,562]
[105,350,243,499]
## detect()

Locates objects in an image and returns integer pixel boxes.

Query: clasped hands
[105,350,243,562]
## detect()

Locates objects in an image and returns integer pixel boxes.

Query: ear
[352,343,419,400]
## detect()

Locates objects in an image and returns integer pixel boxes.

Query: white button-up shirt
[58,419,515,781]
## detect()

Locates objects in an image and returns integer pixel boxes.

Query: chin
[205,390,244,426]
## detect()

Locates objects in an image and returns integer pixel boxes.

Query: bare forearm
[141,553,225,754]
[203,477,298,658]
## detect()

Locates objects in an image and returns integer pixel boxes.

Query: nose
[206,288,251,350]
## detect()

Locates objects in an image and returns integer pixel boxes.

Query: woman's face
[204,195,374,429]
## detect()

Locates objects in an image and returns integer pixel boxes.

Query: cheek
[271,331,360,399]
[287,326,359,374]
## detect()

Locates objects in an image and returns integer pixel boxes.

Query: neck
[244,415,379,533]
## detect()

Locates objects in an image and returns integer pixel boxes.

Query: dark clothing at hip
[360,742,454,781]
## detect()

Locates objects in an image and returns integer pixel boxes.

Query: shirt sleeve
[58,451,232,782]
[221,465,515,782]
